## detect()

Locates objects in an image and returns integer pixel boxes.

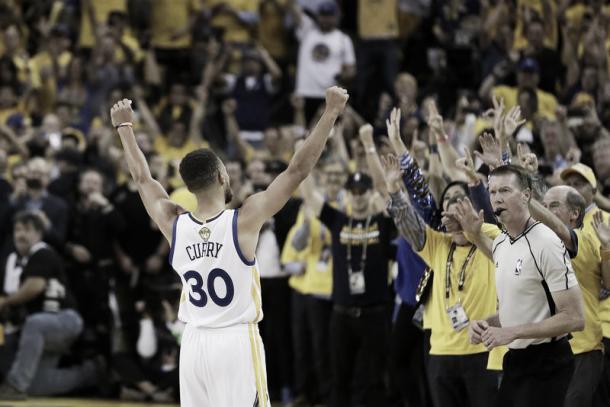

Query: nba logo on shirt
[514,259,523,276]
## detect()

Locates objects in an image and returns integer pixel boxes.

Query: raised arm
[426,100,468,182]
[359,123,387,198]
[591,210,610,289]
[453,197,494,260]
[110,99,182,242]
[529,199,575,252]
[299,174,325,218]
[387,107,436,222]
[383,154,427,251]
[239,87,348,230]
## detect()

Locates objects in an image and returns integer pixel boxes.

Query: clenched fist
[325,86,349,115]
[110,98,134,127]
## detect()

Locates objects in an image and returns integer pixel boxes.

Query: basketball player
[109,86,349,407]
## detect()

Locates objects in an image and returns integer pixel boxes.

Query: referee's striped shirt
[493,221,578,349]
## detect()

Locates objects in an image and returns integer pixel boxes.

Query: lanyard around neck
[445,242,477,300]
[346,214,372,275]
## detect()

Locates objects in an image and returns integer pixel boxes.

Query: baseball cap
[560,163,597,189]
[317,1,338,16]
[518,58,539,73]
[345,172,373,193]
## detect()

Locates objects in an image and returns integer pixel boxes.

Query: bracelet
[115,122,133,130]
[602,249,610,262]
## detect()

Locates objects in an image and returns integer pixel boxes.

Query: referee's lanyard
[444,242,477,308]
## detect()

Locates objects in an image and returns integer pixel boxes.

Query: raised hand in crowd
[475,132,502,169]
[386,107,406,156]
[591,210,610,250]
[455,149,479,184]
[516,143,539,173]
[381,154,403,194]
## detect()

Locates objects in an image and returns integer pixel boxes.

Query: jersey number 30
[184,269,234,307]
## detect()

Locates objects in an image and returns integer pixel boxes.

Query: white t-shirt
[493,221,578,349]
[295,15,356,98]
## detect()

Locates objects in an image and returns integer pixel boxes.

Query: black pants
[292,291,332,404]
[594,337,610,407]
[565,350,603,407]
[427,352,498,407]
[391,303,430,407]
[499,339,574,407]
[330,305,389,407]
[259,277,293,398]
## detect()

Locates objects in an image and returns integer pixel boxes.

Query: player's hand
[110,98,134,127]
[325,86,349,115]
[358,124,375,150]
[469,320,489,344]
[482,326,516,350]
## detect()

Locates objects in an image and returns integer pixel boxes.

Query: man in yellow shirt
[482,57,558,120]
[529,185,608,407]
[385,158,499,407]
[560,163,610,405]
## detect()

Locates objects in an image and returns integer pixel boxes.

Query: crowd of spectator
[0,0,609,406]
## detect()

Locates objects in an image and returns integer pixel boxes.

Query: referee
[457,165,585,407]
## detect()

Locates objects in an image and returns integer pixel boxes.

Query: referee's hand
[469,320,488,345]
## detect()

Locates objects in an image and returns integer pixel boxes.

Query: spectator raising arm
[383,154,426,251]
[453,197,493,260]
[591,211,610,289]
[426,100,468,183]
[359,123,387,199]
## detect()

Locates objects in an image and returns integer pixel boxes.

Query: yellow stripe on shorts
[248,323,266,404]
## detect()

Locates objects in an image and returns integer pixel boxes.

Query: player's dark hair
[566,190,586,228]
[13,211,46,233]
[489,165,531,191]
[179,148,221,193]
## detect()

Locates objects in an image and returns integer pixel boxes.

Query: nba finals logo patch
[199,227,211,242]
[514,259,523,276]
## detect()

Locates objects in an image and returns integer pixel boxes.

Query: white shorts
[179,323,270,407]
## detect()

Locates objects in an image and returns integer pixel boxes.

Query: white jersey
[169,209,263,328]
[493,221,578,349]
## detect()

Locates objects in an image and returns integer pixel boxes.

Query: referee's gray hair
[565,190,586,228]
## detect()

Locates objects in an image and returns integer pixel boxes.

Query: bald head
[543,186,586,228]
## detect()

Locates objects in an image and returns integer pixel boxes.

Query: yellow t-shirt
[492,85,558,120]
[583,207,610,339]
[417,224,500,355]
[282,207,333,297]
[513,0,557,50]
[569,227,604,354]
[79,0,128,48]
[150,0,200,49]
[205,0,260,43]
[358,0,399,39]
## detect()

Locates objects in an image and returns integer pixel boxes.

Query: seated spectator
[0,211,100,400]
